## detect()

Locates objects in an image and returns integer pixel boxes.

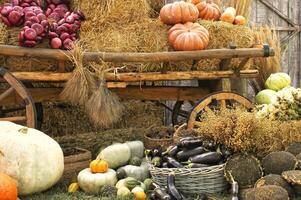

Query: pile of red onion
[12,0,41,8]
[0,3,24,26]
[0,0,84,49]
[49,11,83,49]
[18,6,48,47]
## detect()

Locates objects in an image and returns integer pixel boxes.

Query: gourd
[77,168,117,194]
[125,177,141,190]
[100,185,118,197]
[160,1,199,25]
[97,143,131,169]
[234,15,246,25]
[220,7,236,24]
[196,0,221,21]
[168,22,210,51]
[90,160,109,173]
[143,178,153,191]
[129,157,142,166]
[134,191,147,200]
[68,183,79,193]
[0,173,17,200]
[116,179,126,189]
[117,186,131,197]
[126,141,144,159]
[132,186,144,194]
[117,161,150,181]
[0,122,64,195]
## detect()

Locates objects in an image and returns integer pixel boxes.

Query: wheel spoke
[0,87,14,102]
[0,116,27,123]
[220,99,226,109]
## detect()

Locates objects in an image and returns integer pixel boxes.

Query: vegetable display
[147,137,229,169]
[220,7,246,26]
[77,168,118,194]
[195,0,221,21]
[255,73,301,120]
[0,122,64,195]
[0,173,18,200]
[0,3,24,26]
[159,1,199,25]
[168,22,209,51]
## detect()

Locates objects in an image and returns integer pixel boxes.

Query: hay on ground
[196,108,301,157]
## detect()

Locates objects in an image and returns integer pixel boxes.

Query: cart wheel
[0,68,38,128]
[172,100,197,126]
[187,92,254,129]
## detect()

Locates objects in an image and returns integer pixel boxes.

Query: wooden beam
[7,70,259,83]
[0,116,27,123]
[0,45,275,63]
[0,86,210,106]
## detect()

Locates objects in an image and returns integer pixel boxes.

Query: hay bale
[0,23,8,66]
[196,20,254,71]
[262,151,297,175]
[73,0,151,28]
[147,0,164,18]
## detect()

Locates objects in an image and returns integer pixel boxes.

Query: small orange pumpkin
[196,0,221,21]
[134,191,147,200]
[160,1,199,25]
[89,160,109,173]
[168,22,209,51]
[234,15,246,25]
[220,7,236,24]
[0,173,18,200]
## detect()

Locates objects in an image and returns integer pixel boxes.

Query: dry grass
[251,26,281,90]
[0,23,8,66]
[196,108,301,158]
[73,0,151,28]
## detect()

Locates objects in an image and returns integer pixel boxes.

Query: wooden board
[0,86,210,106]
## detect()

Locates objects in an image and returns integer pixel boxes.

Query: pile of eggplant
[147,137,233,168]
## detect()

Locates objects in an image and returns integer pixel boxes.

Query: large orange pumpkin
[160,1,199,25]
[196,0,221,21]
[0,173,18,200]
[168,22,209,51]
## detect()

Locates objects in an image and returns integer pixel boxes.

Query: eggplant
[198,193,208,200]
[152,146,163,157]
[179,138,203,149]
[219,145,233,159]
[186,163,209,168]
[177,146,207,161]
[154,188,172,200]
[189,152,222,165]
[167,173,184,200]
[179,137,196,143]
[203,141,217,151]
[166,157,183,168]
[152,156,162,167]
[163,145,180,157]
[162,162,169,168]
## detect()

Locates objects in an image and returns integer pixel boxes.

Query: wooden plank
[0,86,210,106]
[0,45,275,63]
[7,70,259,82]
[0,116,27,123]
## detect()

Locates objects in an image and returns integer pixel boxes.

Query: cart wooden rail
[0,44,274,128]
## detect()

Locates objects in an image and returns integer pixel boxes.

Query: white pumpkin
[0,121,64,195]
[97,143,131,169]
[78,168,117,194]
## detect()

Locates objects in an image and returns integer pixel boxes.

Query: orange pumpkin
[135,191,147,200]
[160,1,199,25]
[234,15,246,25]
[196,0,221,21]
[220,7,236,24]
[0,173,18,200]
[89,160,109,173]
[168,22,209,51]
[189,0,201,5]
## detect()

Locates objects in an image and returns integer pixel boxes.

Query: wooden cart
[0,44,274,129]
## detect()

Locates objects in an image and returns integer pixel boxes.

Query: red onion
[51,37,62,49]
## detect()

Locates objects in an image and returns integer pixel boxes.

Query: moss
[244,186,289,200]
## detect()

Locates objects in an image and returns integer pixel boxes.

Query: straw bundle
[0,23,8,66]
[251,26,281,90]
[72,0,151,28]
[196,108,301,157]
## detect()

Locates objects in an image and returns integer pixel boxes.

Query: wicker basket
[150,164,228,197]
[144,126,174,149]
